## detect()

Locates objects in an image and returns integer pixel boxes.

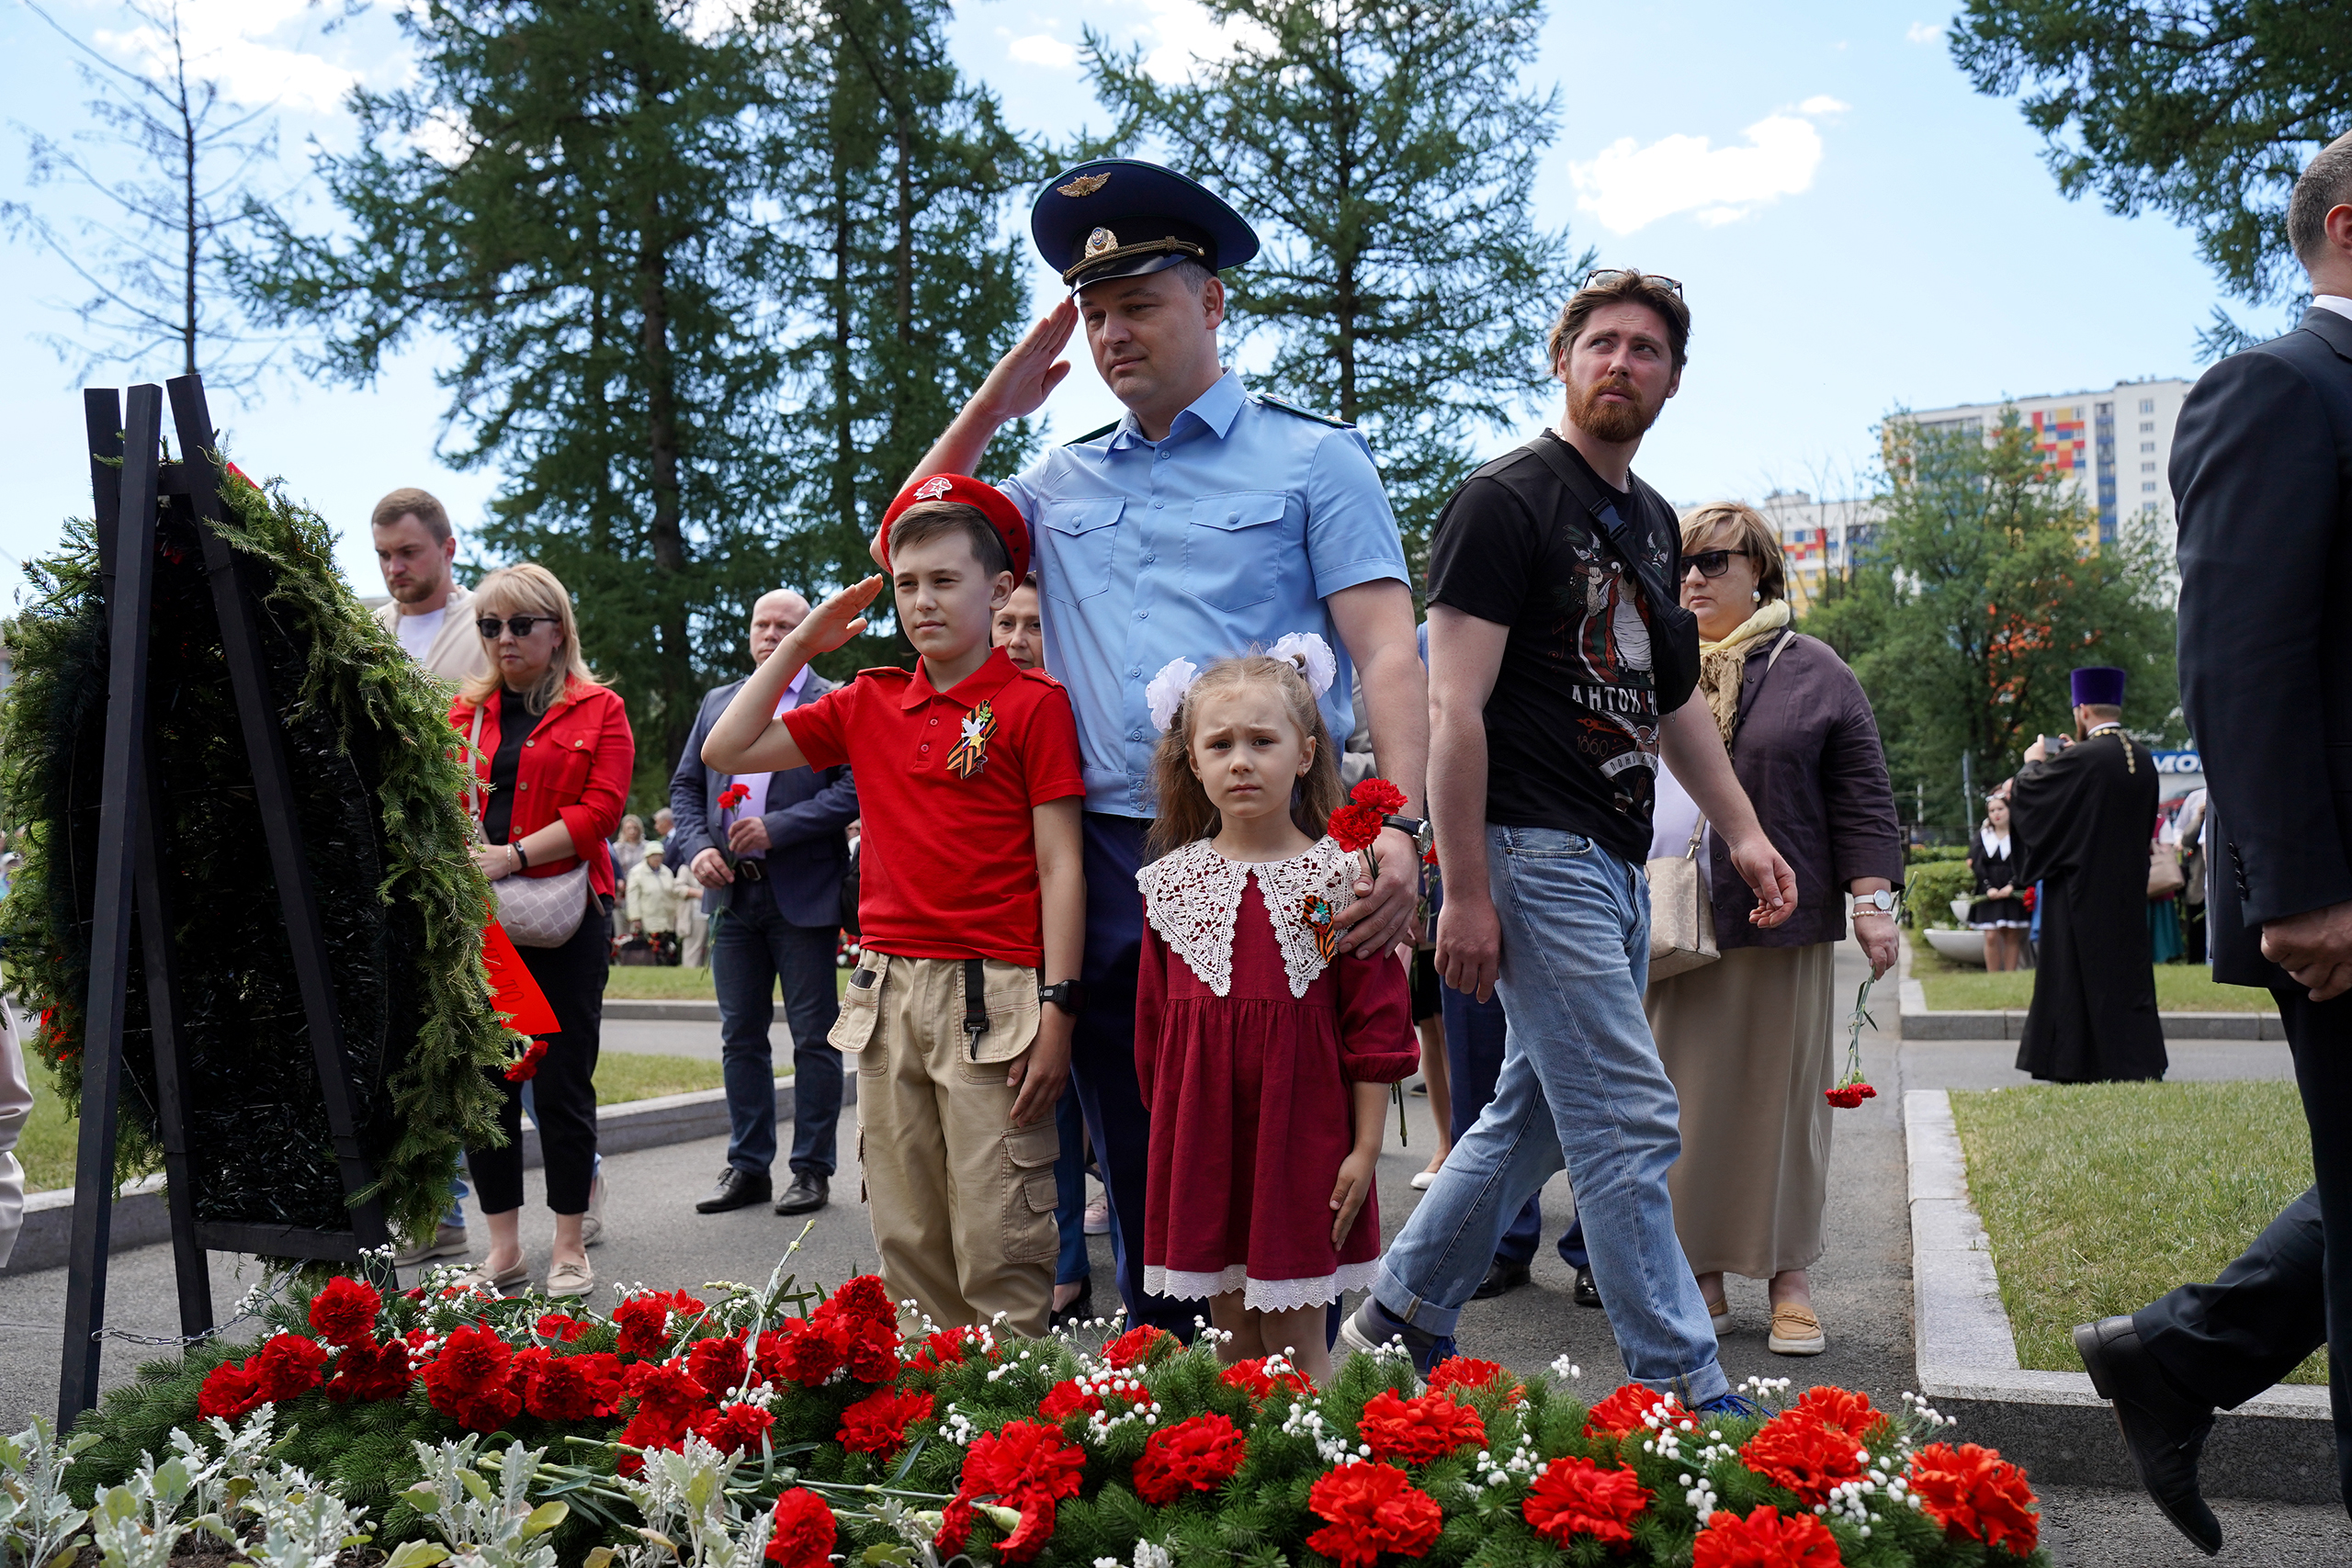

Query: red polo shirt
[784,647,1083,966]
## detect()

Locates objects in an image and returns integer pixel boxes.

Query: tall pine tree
[1089,0,1577,575]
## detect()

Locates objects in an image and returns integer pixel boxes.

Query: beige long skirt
[1647,942,1837,1280]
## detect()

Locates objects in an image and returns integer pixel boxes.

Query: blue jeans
[712,889,844,1178]
[1441,980,1587,1271]
[1053,1088,1091,1287]
[1374,825,1724,1404]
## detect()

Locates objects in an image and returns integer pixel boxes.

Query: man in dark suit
[671,590,859,1217]
[2072,133,2352,1554]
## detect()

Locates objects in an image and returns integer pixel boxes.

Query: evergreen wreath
[0,461,512,1246]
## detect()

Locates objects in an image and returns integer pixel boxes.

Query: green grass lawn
[1917,966,2276,1013]
[600,965,854,1000]
[15,1050,731,1193]
[1950,1081,2324,1383]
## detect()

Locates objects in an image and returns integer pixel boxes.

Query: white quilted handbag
[469,703,590,949]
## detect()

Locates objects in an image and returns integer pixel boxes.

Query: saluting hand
[973,301,1079,423]
[797,577,885,654]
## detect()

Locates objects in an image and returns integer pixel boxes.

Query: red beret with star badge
[880,472,1032,584]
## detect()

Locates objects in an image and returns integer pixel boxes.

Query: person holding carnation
[1134,643,1419,1386]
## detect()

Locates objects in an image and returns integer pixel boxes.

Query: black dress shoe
[1473,1259,1531,1299]
[1573,1266,1603,1309]
[775,1172,830,1215]
[2074,1316,2222,1555]
[695,1168,772,1214]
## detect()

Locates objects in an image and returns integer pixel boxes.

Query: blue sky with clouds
[0,0,2236,607]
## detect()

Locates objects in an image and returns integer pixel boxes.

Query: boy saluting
[702,477,1086,1337]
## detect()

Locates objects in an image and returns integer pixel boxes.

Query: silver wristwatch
[1850,888,1898,917]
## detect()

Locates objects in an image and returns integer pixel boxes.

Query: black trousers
[2133,980,2346,1509]
[468,899,609,1214]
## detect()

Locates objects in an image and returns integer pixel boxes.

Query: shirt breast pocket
[1182,491,1291,612]
[547,739,594,804]
[1036,498,1124,606]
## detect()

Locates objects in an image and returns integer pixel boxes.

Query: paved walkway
[4,939,2340,1561]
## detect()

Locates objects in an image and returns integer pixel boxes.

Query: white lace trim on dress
[1136,836,1356,998]
[1144,1261,1381,1313]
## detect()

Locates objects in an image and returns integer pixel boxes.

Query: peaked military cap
[1031,158,1260,289]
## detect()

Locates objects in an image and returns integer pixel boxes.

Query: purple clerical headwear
[2070,666,2126,707]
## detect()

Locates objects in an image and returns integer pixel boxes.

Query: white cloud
[1905,21,1944,43]
[1128,0,1274,84]
[94,0,366,114]
[1009,32,1079,69]
[1568,101,1842,234]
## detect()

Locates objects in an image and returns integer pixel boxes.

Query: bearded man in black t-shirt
[1341,270,1798,1413]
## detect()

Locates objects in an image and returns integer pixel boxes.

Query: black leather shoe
[2074,1316,2222,1555]
[1573,1266,1602,1309]
[695,1168,772,1214]
[775,1172,830,1215]
[1050,1280,1095,1329]
[1472,1259,1531,1300]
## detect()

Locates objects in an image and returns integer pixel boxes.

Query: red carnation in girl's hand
[504,1037,549,1082]
[1741,1409,1867,1506]
[1791,1386,1886,1444]
[1583,1382,1678,1437]
[250,1335,329,1403]
[198,1360,266,1422]
[1907,1441,2040,1555]
[1133,1413,1247,1505]
[1357,1387,1487,1465]
[1351,777,1408,817]
[1038,1378,1103,1420]
[839,1387,933,1455]
[1220,1357,1311,1401]
[1103,1324,1175,1369]
[422,1323,522,1434]
[322,1337,413,1404]
[1305,1461,1443,1568]
[718,784,752,810]
[1522,1455,1651,1548]
[1692,1505,1842,1568]
[1327,802,1385,854]
[307,1275,383,1348]
[519,1349,624,1422]
[764,1488,836,1568]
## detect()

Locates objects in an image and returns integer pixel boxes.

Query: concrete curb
[4,1079,791,1275]
[1897,978,2282,1041]
[1905,1089,2336,1504]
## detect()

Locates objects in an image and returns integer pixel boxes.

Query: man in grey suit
[670,591,859,1217]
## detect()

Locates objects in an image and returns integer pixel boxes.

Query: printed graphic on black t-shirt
[1425,434,1681,865]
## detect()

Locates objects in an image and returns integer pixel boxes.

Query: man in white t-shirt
[369,488,486,684]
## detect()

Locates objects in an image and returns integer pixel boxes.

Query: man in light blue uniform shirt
[906,158,1429,1333]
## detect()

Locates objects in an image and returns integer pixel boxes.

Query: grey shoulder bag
[469,702,591,949]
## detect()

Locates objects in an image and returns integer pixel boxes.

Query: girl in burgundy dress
[1134,641,1418,1386]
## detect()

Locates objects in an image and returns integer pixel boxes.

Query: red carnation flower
[307,1275,383,1348]
[1220,1357,1311,1401]
[250,1335,329,1403]
[616,1290,705,1359]
[686,1331,751,1399]
[755,1317,844,1388]
[1425,1356,1507,1395]
[718,784,752,810]
[520,1349,626,1423]
[198,1360,266,1422]
[1357,1387,1486,1465]
[1742,1409,1867,1506]
[535,1313,589,1343]
[764,1487,836,1568]
[322,1337,413,1404]
[840,1387,933,1456]
[1039,1378,1103,1420]
[1305,1461,1443,1568]
[827,1274,896,1325]
[1351,777,1409,817]
[822,1304,902,1384]
[422,1323,522,1434]
[1582,1382,1678,1438]
[1907,1441,2040,1556]
[690,1402,776,1458]
[504,1038,549,1083]
[933,1495,978,1559]
[1133,1413,1247,1506]
[1103,1324,1174,1369]
[909,1327,974,1373]
[624,1359,710,1433]
[1522,1455,1651,1549]
[1825,1081,1876,1109]
[1691,1505,1842,1568]
[1791,1386,1886,1444]
[1327,802,1385,854]
[955,1421,1085,1566]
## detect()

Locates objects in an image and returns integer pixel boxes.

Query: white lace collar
[1136,836,1358,998]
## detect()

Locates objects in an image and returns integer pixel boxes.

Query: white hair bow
[1144,633,1339,732]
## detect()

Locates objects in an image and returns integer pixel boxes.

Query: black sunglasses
[477,615,554,638]
[1683,548,1752,580]
[1583,267,1684,297]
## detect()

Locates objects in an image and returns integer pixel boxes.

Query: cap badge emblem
[1084,226,1119,257]
[1057,172,1110,197]
[913,476,954,501]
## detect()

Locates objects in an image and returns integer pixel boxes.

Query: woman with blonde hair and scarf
[1645,502,1903,1356]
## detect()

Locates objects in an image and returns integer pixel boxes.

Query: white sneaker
[581,1173,607,1247]
[1082,1198,1111,1235]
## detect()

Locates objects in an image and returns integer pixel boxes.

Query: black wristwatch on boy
[1038,980,1086,1016]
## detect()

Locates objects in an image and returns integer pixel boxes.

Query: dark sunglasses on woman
[477,615,553,638]
[1683,548,1751,580]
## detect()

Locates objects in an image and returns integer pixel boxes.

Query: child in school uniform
[700,475,1086,1337]
[1134,642,1418,1385]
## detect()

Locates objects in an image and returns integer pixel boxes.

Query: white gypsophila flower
[1267,633,1337,699]
[1145,658,1200,732]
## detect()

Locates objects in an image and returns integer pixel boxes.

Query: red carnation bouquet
[1329,777,1407,884]
[1826,975,1879,1109]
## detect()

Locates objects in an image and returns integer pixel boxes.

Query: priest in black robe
[2008,665,2165,1081]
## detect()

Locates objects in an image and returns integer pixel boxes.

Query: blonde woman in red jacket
[450,563,635,1299]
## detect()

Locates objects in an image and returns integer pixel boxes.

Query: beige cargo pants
[830,953,1057,1337]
